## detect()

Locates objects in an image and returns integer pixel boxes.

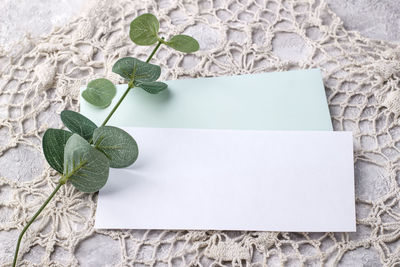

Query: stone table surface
[0,0,399,266]
[1,0,399,50]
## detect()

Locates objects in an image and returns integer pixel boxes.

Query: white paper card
[95,128,356,232]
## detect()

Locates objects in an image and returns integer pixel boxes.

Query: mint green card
[80,69,332,130]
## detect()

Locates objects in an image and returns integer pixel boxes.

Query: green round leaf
[112,57,161,82]
[166,35,199,53]
[63,134,110,193]
[129,13,159,45]
[93,126,138,168]
[61,110,97,141]
[42,128,73,173]
[135,81,168,94]
[82,78,116,108]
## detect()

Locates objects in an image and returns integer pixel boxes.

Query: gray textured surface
[0,0,399,49]
[1,0,399,266]
[0,0,87,50]
[326,0,400,42]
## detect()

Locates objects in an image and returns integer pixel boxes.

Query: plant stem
[146,39,163,63]
[13,183,63,267]
[100,39,163,126]
[100,83,133,126]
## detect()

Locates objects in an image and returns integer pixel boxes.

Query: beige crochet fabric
[1,0,400,266]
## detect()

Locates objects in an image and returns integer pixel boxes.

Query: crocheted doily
[1,0,400,266]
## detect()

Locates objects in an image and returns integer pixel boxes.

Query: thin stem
[101,83,133,126]
[146,39,163,63]
[100,39,164,126]
[13,183,63,267]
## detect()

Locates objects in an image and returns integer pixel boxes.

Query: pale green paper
[80,69,332,130]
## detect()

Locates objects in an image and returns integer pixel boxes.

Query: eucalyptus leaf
[166,35,200,53]
[61,110,97,141]
[135,81,168,94]
[63,134,110,193]
[112,57,161,82]
[82,78,116,108]
[129,13,159,45]
[93,126,138,168]
[42,129,73,173]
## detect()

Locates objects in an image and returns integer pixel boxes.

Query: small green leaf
[93,126,138,168]
[166,35,199,53]
[112,57,161,82]
[61,110,97,141]
[42,129,73,173]
[63,134,110,193]
[129,13,159,45]
[135,81,168,94]
[82,78,116,108]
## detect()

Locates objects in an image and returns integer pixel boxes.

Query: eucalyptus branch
[12,40,163,266]
[12,13,199,267]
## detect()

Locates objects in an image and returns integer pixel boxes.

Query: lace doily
[1,0,400,266]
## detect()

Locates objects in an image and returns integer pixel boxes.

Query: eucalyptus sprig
[12,13,199,267]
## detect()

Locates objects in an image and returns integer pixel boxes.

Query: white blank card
[94,128,356,232]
